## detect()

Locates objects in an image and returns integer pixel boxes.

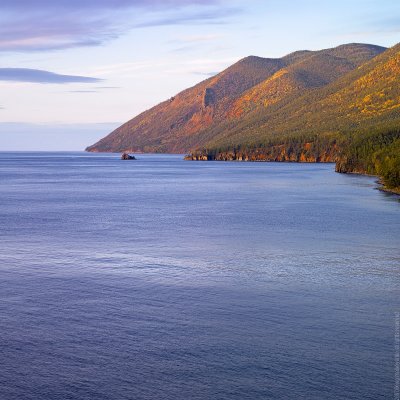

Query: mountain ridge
[86,42,386,153]
[86,42,400,190]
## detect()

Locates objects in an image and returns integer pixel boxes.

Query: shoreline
[376,179,400,196]
[185,156,400,196]
[87,150,400,196]
[339,170,400,196]
[378,186,400,196]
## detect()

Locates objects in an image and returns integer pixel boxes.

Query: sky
[0,0,399,150]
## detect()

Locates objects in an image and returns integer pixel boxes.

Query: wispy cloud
[89,57,237,78]
[191,71,219,77]
[0,1,239,52]
[0,68,102,84]
[167,33,223,53]
[68,90,98,93]
[177,34,222,43]
[132,7,239,28]
[90,61,164,76]
[0,1,220,9]
[67,86,121,93]
[359,16,400,34]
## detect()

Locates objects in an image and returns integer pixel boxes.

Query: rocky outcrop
[184,153,210,161]
[185,143,339,163]
[121,153,136,160]
[203,88,216,108]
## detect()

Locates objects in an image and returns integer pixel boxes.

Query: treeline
[190,127,400,191]
[203,132,342,161]
[189,132,341,163]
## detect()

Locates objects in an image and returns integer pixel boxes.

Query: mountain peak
[86,42,389,154]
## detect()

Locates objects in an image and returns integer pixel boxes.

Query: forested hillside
[87,43,384,153]
[186,43,400,190]
[87,42,400,190]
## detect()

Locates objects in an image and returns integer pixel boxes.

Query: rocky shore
[121,153,136,160]
[184,147,400,195]
[184,144,338,163]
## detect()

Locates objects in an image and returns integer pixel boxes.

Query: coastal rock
[184,153,209,161]
[121,153,136,160]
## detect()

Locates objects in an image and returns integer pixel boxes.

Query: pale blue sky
[0,0,399,150]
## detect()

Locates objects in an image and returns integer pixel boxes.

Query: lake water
[0,152,399,400]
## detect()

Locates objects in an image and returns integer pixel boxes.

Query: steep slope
[229,52,356,118]
[86,56,287,152]
[229,43,385,118]
[201,42,400,153]
[186,43,400,189]
[86,43,385,153]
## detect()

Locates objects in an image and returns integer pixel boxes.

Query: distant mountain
[86,42,400,190]
[86,43,385,153]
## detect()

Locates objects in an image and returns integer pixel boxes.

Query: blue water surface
[0,152,399,400]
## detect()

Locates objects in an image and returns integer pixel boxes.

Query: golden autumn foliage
[87,42,400,188]
[87,43,385,154]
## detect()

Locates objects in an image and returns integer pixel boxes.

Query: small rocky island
[121,153,136,160]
